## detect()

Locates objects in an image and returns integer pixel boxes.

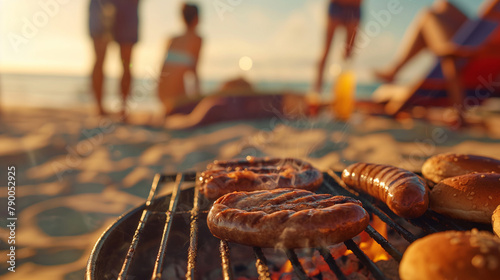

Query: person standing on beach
[313,0,363,94]
[158,3,203,116]
[89,0,140,118]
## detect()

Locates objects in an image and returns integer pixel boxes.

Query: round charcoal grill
[87,171,494,280]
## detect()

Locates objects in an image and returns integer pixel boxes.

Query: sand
[0,106,500,279]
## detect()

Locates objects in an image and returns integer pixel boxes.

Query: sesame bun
[494,205,500,238]
[422,153,500,184]
[399,230,500,280]
[430,173,500,223]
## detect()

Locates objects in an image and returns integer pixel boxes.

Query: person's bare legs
[344,20,360,60]
[440,56,465,127]
[374,10,429,82]
[420,12,474,58]
[375,6,471,83]
[314,19,339,93]
[91,37,109,115]
[119,43,134,120]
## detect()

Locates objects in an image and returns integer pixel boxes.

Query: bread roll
[494,205,500,238]
[422,153,500,184]
[430,173,500,223]
[399,230,500,280]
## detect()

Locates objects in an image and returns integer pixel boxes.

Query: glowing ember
[357,215,390,262]
[271,215,391,279]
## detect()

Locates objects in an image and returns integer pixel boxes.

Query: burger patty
[207,188,370,248]
[199,157,323,199]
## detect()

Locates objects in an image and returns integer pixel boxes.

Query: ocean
[1,72,379,111]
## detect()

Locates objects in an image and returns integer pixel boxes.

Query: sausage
[342,163,429,218]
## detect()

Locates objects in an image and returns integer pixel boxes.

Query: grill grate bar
[113,168,474,280]
[253,247,271,280]
[423,211,466,231]
[417,216,448,232]
[364,225,403,262]
[152,173,184,280]
[161,171,197,183]
[285,249,311,280]
[186,175,201,280]
[118,173,164,280]
[220,240,234,280]
[321,172,404,268]
[407,216,441,234]
[327,170,418,243]
[318,247,348,280]
[344,239,388,280]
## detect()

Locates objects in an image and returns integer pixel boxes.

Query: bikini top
[164,50,195,67]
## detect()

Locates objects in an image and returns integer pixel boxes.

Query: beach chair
[373,1,500,116]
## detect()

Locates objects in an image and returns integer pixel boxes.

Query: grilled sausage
[342,163,429,218]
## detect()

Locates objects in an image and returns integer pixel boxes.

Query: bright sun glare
[238,56,253,71]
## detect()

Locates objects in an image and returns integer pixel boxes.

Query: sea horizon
[0,72,379,112]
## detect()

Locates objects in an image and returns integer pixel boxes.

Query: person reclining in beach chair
[374,0,500,127]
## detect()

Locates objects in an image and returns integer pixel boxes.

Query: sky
[0,0,486,84]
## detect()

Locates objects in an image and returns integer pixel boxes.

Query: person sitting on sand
[158,3,202,116]
[313,0,364,94]
[162,77,310,129]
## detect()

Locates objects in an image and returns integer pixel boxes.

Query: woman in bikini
[313,0,363,94]
[158,3,202,116]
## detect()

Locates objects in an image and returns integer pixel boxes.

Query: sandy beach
[0,105,500,279]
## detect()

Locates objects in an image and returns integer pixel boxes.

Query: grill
[86,169,493,280]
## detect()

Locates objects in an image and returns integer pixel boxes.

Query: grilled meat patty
[199,157,323,199]
[207,188,369,248]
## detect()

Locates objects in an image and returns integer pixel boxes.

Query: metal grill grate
[89,169,489,280]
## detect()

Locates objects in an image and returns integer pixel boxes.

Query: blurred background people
[374,0,499,126]
[374,0,469,83]
[313,0,364,95]
[89,0,140,118]
[158,3,202,117]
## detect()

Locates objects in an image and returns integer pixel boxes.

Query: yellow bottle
[332,69,356,121]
